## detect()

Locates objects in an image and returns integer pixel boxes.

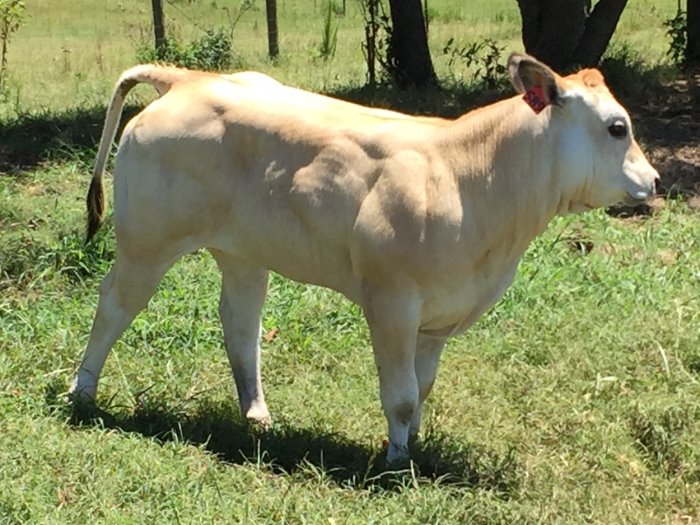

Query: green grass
[2,0,680,116]
[2,0,699,523]
[1,163,699,524]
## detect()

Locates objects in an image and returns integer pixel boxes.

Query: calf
[71,54,658,464]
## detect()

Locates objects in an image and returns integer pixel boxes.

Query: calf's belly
[419,263,519,337]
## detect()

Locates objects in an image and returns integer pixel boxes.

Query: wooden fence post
[151,0,166,52]
[265,0,279,59]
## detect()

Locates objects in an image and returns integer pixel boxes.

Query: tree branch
[572,0,628,67]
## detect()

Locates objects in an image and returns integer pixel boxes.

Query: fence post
[266,0,279,59]
[151,0,166,52]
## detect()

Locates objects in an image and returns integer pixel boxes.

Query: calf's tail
[86,64,190,242]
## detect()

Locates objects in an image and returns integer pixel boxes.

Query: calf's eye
[608,120,627,138]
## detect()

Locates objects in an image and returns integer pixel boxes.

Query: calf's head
[508,53,659,213]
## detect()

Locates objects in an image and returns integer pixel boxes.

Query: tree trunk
[688,0,700,67]
[516,0,627,72]
[386,0,437,87]
[516,0,585,71]
[265,0,279,59]
[151,0,166,52]
[572,0,628,66]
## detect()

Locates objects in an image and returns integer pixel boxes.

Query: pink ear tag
[523,84,548,114]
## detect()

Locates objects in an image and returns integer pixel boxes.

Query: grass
[2,0,680,116]
[1,0,699,523]
[1,164,699,523]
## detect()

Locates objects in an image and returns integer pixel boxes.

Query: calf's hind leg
[410,334,446,439]
[70,252,172,400]
[210,249,271,426]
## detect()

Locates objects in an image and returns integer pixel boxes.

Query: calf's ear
[508,53,562,109]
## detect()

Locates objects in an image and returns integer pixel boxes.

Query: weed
[358,0,393,86]
[663,8,687,68]
[443,37,507,89]
[318,1,339,62]
[0,0,27,88]
[0,227,113,289]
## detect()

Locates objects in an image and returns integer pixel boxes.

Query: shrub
[136,28,235,71]
[0,0,28,88]
[443,38,507,89]
[318,1,338,62]
[664,9,687,69]
[358,0,393,86]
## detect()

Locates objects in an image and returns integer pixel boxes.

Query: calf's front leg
[362,286,422,466]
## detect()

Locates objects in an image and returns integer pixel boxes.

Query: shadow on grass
[0,104,143,174]
[46,384,520,495]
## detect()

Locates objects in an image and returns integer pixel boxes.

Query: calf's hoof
[245,405,272,430]
[66,378,97,404]
[385,441,411,469]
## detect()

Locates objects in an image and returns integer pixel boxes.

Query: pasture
[1,0,699,523]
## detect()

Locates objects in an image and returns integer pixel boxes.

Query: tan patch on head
[576,68,605,88]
